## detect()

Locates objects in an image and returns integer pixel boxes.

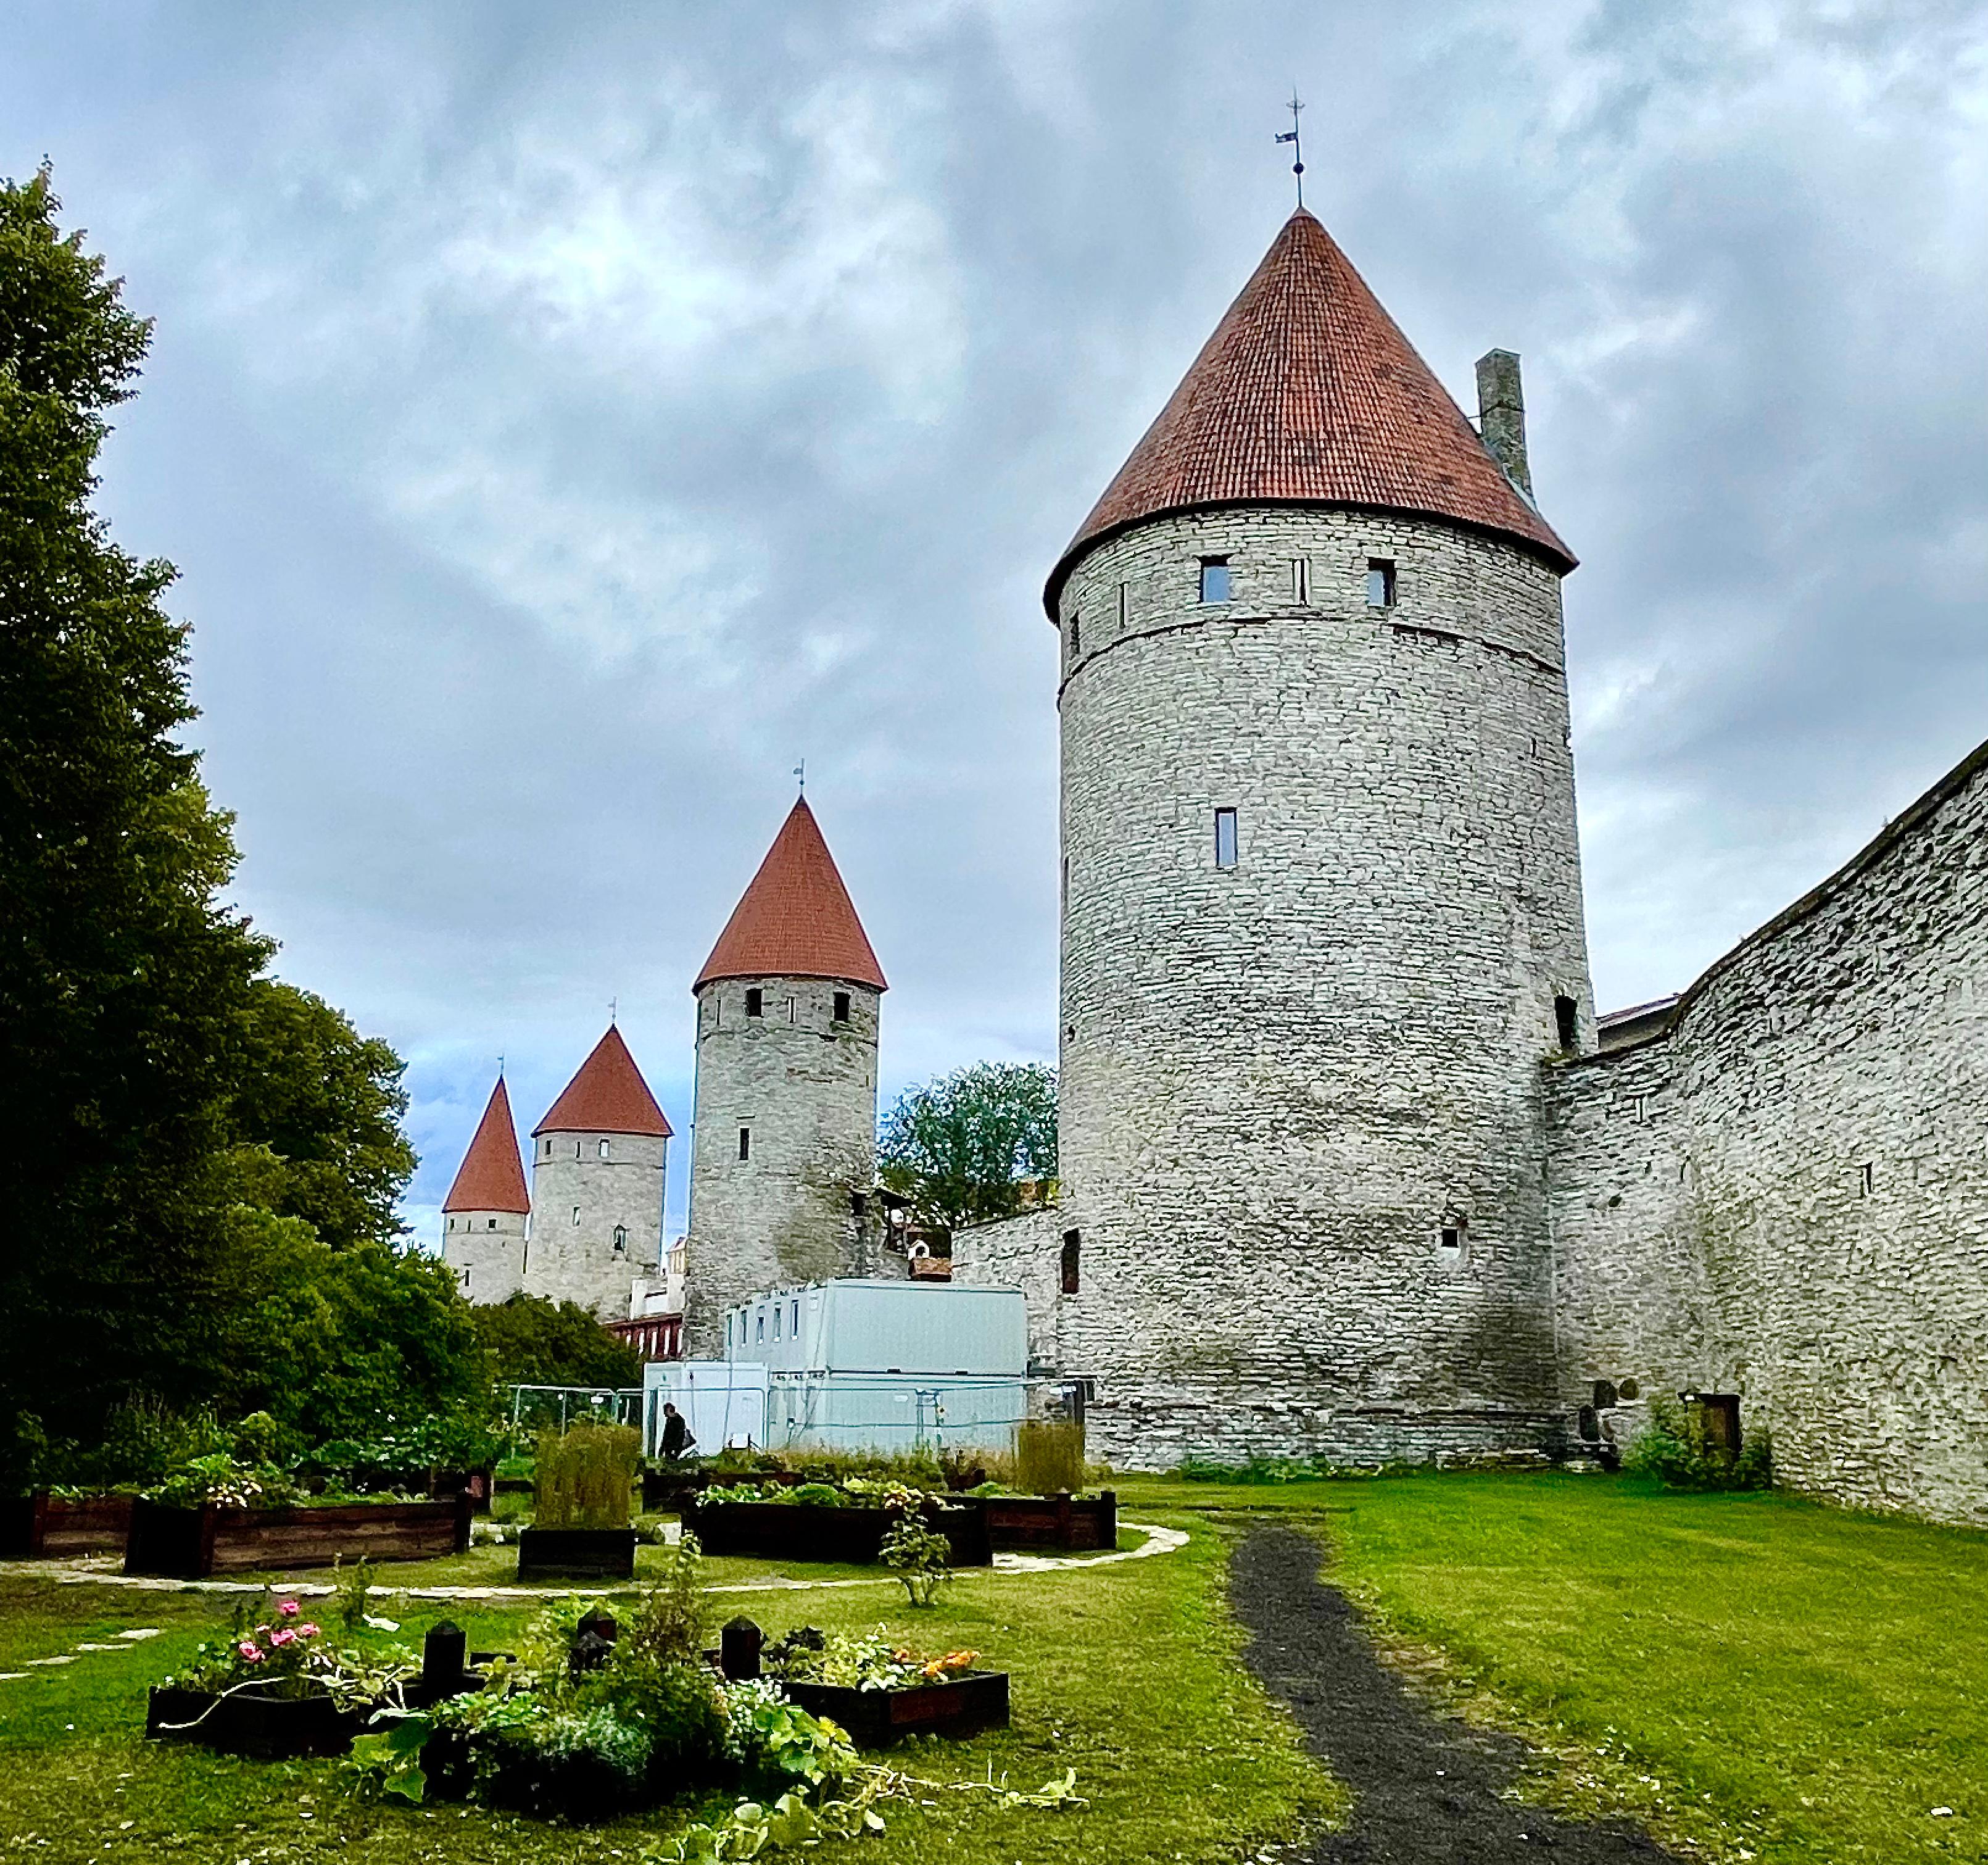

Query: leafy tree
[0,168,270,1451]
[877,1062,1057,1240]
[473,1294,643,1392]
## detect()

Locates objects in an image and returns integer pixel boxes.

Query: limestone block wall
[524,1131,666,1321]
[441,1210,526,1306]
[1054,505,1593,1468]
[1549,739,1988,1523]
[952,1208,1066,1377]
[685,974,880,1355]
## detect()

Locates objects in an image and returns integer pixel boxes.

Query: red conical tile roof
[534,1025,673,1137]
[1046,209,1574,615]
[442,1076,531,1214]
[694,798,887,992]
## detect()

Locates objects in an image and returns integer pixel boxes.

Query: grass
[1245,1469,1988,1864]
[0,1503,1338,1864]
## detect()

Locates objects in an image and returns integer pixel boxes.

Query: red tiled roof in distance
[694,798,887,992]
[1045,208,1575,617]
[442,1076,531,1214]
[534,1024,674,1138]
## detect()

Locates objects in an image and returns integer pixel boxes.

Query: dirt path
[1231,1526,1678,1864]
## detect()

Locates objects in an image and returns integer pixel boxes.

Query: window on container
[613,1224,627,1254]
[1198,556,1232,603]
[833,991,850,1023]
[772,1305,782,1340]
[756,1311,765,1343]
[598,1138,611,1159]
[792,1299,800,1336]
[1061,1229,1081,1295]
[745,987,763,1018]
[1290,557,1310,602]
[1214,807,1239,869]
[1365,558,1396,608]
[1554,994,1579,1050]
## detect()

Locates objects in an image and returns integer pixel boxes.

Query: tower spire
[1275,87,1305,209]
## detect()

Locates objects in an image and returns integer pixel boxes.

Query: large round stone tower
[684,798,887,1356]
[440,1073,530,1305]
[1048,209,1594,1466]
[524,1024,671,1321]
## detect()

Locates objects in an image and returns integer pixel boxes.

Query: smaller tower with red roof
[441,1074,531,1303]
[523,1023,673,1321]
[684,797,887,1355]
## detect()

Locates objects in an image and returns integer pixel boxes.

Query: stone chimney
[1475,349,1532,500]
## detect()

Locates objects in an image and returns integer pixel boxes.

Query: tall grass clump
[1016,1419,1085,1495]
[534,1424,640,1529]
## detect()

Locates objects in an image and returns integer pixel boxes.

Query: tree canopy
[877,1061,1058,1240]
[472,1294,644,1392]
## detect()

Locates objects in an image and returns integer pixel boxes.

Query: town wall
[1548,739,1988,1524]
[1054,504,1593,1468]
[685,973,880,1355]
[524,1130,666,1320]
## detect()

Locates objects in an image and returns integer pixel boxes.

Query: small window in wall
[834,991,851,1023]
[599,1138,611,1159]
[462,1270,472,1296]
[1198,557,1232,603]
[1592,1379,1619,1410]
[1214,807,1239,869]
[1366,559,1396,608]
[756,1311,765,1343]
[487,1217,497,1231]
[738,1127,752,1162]
[571,1206,581,1226]
[1632,1094,1648,1124]
[1061,1229,1080,1295]
[772,1305,782,1340]
[1290,557,1310,602]
[1439,1212,1470,1263]
[785,995,797,1023]
[745,987,763,1018]
[447,1217,455,1231]
[1116,581,1129,628]
[1555,994,1579,1050]
[545,1139,553,1157]
[1068,610,1080,654]
[574,1140,582,1160]
[792,1299,800,1336]
[613,1224,627,1254]
[1859,1162,1874,1198]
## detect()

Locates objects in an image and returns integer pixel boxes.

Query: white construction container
[724,1277,1027,1455]
[642,1360,769,1458]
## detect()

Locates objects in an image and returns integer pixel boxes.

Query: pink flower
[268,1628,295,1648]
[296,1624,320,1639]
[278,1600,300,1618]
[237,1643,263,1663]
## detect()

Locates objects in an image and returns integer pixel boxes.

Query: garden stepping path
[1232,1526,1679,1864]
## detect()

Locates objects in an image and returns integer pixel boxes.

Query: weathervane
[793,758,806,794]
[1275,87,1305,209]
[608,998,617,1026]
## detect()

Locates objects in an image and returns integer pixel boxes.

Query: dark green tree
[472,1294,644,1392]
[0,169,271,1453]
[877,1061,1058,1241]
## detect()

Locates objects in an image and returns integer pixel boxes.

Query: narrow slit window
[1554,994,1579,1050]
[598,1138,611,1159]
[613,1224,627,1253]
[833,991,851,1023]
[1366,558,1396,609]
[1214,807,1239,869]
[1061,1229,1081,1295]
[1199,557,1232,603]
[772,1305,782,1340]
[574,1140,582,1160]
[1859,1162,1874,1197]
[785,995,797,1023]
[1290,557,1310,602]
[738,1127,752,1162]
[570,1206,581,1227]
[745,987,763,1018]
[1069,610,1080,654]
[1116,581,1129,628]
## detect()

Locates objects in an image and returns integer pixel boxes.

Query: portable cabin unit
[642,1360,770,1458]
[724,1277,1027,1454]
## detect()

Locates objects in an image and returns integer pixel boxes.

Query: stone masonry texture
[441,1208,527,1306]
[1548,744,1988,1525]
[1046,503,1594,1469]
[684,973,880,1356]
[523,1131,666,1321]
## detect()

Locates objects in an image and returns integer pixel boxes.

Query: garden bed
[0,1490,135,1559]
[144,1682,363,1759]
[124,1493,472,1578]
[984,1492,1116,1553]
[784,1669,1010,1747]
[681,1497,991,1566]
[515,1526,638,1580]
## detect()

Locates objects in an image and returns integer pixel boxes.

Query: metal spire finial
[792,758,806,794]
[1275,87,1305,209]
[608,997,617,1026]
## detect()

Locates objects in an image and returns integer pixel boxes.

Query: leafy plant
[1016,1419,1085,1495]
[1625,1398,1773,1492]
[880,1516,953,1607]
[764,1627,976,1692]
[787,1482,842,1508]
[141,1453,303,1510]
[533,1423,640,1530]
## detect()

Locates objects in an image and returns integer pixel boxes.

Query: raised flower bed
[0,1491,135,1560]
[682,1493,991,1567]
[738,1626,1010,1748]
[983,1490,1117,1553]
[124,1493,471,1579]
[145,1680,362,1759]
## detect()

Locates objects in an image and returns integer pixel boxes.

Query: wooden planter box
[0,1492,135,1560]
[782,1670,1009,1747]
[984,1492,1117,1553]
[124,1494,471,1579]
[641,1468,811,1513]
[516,1527,638,1581]
[144,1683,362,1758]
[681,1498,990,1567]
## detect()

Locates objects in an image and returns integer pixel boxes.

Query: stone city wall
[1549,737,1988,1523]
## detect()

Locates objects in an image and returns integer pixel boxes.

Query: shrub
[1016,1419,1084,1495]
[789,1482,843,1508]
[533,1424,640,1531]
[1625,1398,1773,1492]
[880,1516,953,1608]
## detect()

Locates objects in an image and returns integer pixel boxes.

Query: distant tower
[684,799,886,1356]
[1047,209,1594,1465]
[440,1074,530,1305]
[523,1025,672,1321]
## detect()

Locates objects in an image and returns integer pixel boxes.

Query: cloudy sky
[7,1,1984,1244]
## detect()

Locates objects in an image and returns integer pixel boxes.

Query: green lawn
[0,1505,1338,1864]
[1142,1469,1988,1864]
